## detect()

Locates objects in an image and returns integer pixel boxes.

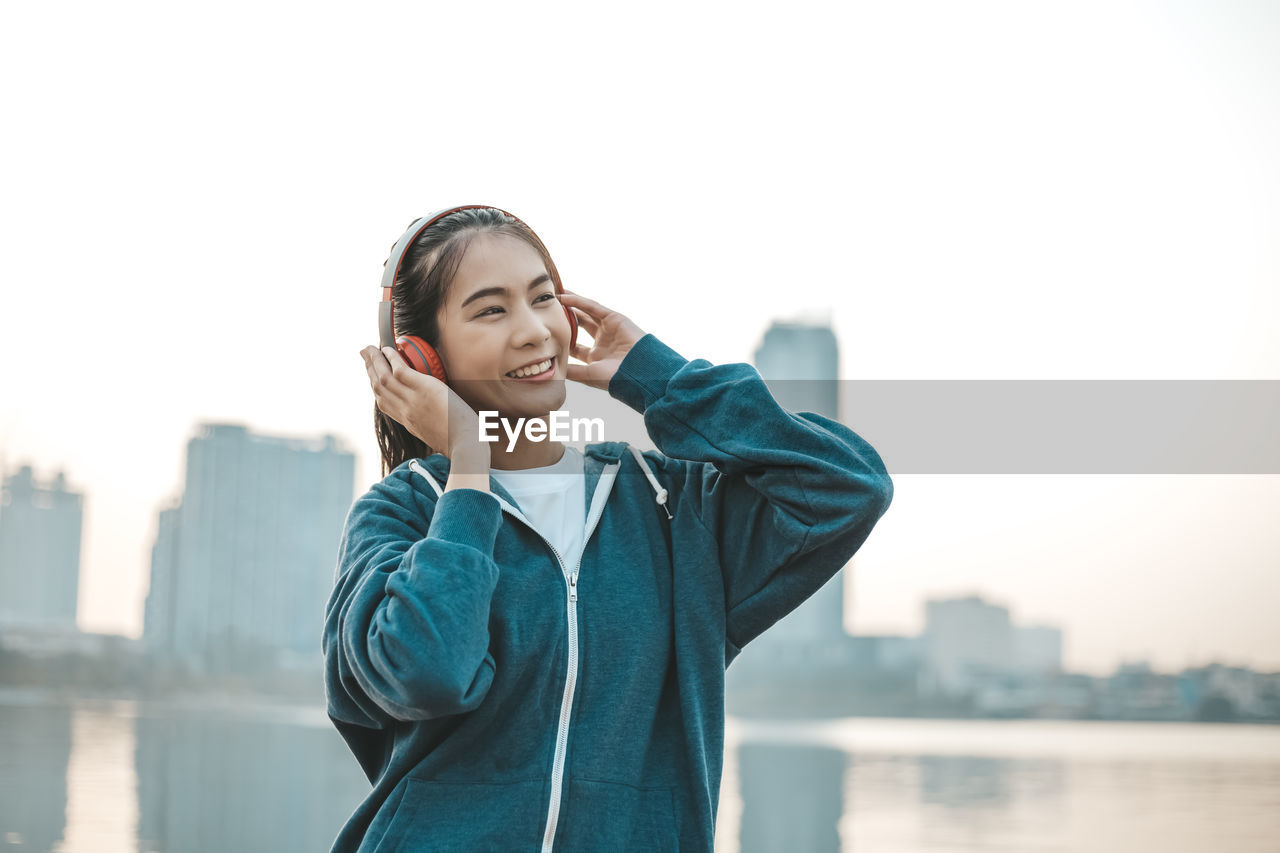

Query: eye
[476,305,504,318]
[535,293,557,304]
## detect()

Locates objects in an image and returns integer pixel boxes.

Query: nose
[510,299,554,350]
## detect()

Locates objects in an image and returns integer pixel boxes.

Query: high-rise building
[142,503,181,657]
[143,424,356,672]
[0,466,83,631]
[752,321,839,421]
[737,321,847,663]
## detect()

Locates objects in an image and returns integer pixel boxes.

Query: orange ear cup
[566,304,579,355]
[396,303,579,385]
[395,335,447,381]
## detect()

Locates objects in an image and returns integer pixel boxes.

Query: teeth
[507,358,553,378]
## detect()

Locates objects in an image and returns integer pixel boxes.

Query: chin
[499,384,567,419]
[514,391,568,419]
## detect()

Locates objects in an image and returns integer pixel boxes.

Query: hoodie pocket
[556,777,678,852]
[377,778,545,853]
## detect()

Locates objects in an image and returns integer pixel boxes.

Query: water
[2,695,1278,852]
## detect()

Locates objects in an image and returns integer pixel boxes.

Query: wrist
[447,444,491,482]
[445,471,490,493]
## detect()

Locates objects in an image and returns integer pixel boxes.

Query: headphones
[379,204,579,383]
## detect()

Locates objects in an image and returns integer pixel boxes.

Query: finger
[559,291,612,322]
[382,345,427,396]
[367,346,403,396]
[363,347,386,384]
[571,341,593,363]
[565,361,605,389]
[380,346,445,406]
[360,345,382,373]
[382,345,418,384]
[569,305,600,337]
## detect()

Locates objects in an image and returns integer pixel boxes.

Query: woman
[324,206,894,852]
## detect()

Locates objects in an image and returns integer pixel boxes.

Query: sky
[0,0,1276,676]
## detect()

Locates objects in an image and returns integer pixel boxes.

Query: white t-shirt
[489,444,587,570]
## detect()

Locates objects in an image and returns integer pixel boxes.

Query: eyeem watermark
[479,411,606,451]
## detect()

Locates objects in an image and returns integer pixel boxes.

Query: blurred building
[0,465,83,632]
[1099,661,1184,720]
[144,504,181,658]
[1176,662,1280,721]
[847,634,925,672]
[1014,624,1063,674]
[921,595,1067,700]
[921,594,1016,696]
[737,321,847,665]
[143,423,356,673]
[752,321,839,420]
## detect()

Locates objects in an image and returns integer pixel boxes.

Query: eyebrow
[460,273,552,309]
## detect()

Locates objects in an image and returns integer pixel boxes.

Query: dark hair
[374,207,565,477]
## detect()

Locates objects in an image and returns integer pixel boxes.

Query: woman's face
[434,231,571,420]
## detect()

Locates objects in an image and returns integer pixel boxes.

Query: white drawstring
[628,445,673,520]
[408,459,444,498]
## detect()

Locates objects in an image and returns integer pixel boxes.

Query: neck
[488,417,566,470]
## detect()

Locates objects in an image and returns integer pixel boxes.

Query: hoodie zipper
[408,458,618,853]
[537,466,616,853]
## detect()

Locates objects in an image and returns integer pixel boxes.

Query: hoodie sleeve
[323,473,504,729]
[608,333,894,663]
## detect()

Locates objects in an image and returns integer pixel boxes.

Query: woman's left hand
[560,291,647,391]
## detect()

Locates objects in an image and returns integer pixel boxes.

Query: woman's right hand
[361,345,493,474]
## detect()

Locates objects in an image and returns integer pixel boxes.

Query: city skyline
[1,413,1274,678]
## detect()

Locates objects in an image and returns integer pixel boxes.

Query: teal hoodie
[323,333,893,852]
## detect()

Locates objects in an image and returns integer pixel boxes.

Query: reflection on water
[865,754,1069,851]
[0,697,370,853]
[57,702,137,852]
[0,702,69,851]
[738,743,844,853]
[132,703,369,853]
[2,697,1280,852]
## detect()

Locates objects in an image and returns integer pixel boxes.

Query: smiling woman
[328,204,895,853]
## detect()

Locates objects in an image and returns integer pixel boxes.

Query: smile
[505,356,556,381]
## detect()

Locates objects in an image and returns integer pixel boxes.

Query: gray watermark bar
[825,380,1280,474]
[427,379,1279,475]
